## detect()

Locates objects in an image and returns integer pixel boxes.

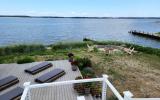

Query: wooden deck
[0,60,101,100]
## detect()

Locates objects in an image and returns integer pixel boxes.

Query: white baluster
[23,82,31,100]
[123,91,133,100]
[102,75,108,100]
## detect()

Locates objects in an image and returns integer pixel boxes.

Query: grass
[51,42,87,50]
[87,40,160,56]
[0,41,159,97]
[79,49,160,97]
[0,44,45,56]
[0,40,160,63]
[0,42,87,64]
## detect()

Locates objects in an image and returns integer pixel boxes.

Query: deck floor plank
[0,60,96,100]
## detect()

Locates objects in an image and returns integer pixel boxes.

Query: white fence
[20,74,134,100]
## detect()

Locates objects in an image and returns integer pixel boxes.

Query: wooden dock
[129,30,160,40]
[0,60,100,100]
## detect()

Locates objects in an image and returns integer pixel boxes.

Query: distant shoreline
[0,15,160,19]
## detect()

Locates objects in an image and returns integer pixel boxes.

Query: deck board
[0,60,99,100]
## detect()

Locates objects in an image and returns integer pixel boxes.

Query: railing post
[23,82,31,100]
[102,75,108,100]
[123,91,133,100]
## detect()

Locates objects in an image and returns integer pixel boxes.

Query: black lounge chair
[0,87,24,100]
[25,62,53,75]
[0,76,19,91]
[35,68,65,83]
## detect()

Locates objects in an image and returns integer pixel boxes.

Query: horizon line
[0,15,160,18]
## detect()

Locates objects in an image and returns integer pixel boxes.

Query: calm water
[0,17,160,48]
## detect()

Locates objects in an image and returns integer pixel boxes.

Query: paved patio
[0,60,102,100]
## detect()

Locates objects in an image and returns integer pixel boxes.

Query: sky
[0,0,159,17]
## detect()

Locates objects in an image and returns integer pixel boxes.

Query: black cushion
[0,87,24,100]
[0,76,19,91]
[0,76,18,86]
[25,62,53,75]
[35,69,65,83]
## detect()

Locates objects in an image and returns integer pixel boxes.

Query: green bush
[0,44,45,56]
[156,32,160,35]
[17,56,35,64]
[0,59,3,64]
[51,42,87,50]
[83,38,96,42]
[75,57,92,70]
[0,48,5,55]
[125,43,160,56]
[82,67,96,78]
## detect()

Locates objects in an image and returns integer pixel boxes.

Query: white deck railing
[21,74,133,100]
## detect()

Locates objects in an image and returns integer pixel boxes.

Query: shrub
[125,43,160,56]
[82,58,92,66]
[68,53,74,57]
[0,48,5,55]
[83,38,96,42]
[17,56,35,64]
[156,32,160,35]
[0,59,3,64]
[93,47,98,52]
[51,42,87,50]
[82,67,95,78]
[90,82,102,97]
[75,57,92,70]
[0,44,45,56]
